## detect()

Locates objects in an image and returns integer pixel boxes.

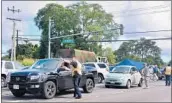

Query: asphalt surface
[1,81,171,102]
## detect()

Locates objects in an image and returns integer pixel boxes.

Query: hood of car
[10,69,49,76]
[106,73,130,79]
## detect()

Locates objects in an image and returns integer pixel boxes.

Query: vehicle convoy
[83,62,109,83]
[7,58,98,99]
[105,65,143,89]
[1,61,25,88]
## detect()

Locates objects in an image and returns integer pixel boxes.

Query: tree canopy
[34,1,120,58]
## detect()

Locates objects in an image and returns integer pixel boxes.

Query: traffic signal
[120,24,124,35]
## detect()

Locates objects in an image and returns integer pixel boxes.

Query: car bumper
[105,81,126,87]
[8,82,44,94]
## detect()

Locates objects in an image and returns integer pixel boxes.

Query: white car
[83,62,109,83]
[1,61,25,88]
[105,65,143,89]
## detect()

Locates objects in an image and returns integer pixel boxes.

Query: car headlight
[29,73,47,82]
[6,73,11,83]
[30,75,40,80]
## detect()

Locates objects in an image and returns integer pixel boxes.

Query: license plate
[110,81,115,84]
[13,85,19,89]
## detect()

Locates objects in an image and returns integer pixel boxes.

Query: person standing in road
[153,65,159,81]
[70,58,82,99]
[164,64,171,86]
[142,63,150,89]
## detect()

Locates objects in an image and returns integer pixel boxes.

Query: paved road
[2,81,171,102]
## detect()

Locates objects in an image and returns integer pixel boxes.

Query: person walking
[164,64,171,86]
[70,58,82,99]
[153,65,159,81]
[142,63,150,89]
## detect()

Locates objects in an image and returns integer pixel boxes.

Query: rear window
[97,64,107,68]
[5,62,13,69]
[83,64,96,67]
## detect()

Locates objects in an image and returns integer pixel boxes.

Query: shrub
[22,58,35,66]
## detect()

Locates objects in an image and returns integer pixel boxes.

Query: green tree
[102,47,116,64]
[115,37,163,66]
[34,2,120,58]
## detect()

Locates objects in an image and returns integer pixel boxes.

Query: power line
[114,9,170,18]
[111,4,170,14]
[18,29,171,38]
[86,37,172,42]
[124,29,171,34]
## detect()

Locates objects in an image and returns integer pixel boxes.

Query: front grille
[11,76,28,83]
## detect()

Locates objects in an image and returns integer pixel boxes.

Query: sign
[62,39,75,44]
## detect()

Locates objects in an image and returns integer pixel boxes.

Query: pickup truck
[7,58,98,99]
[1,61,25,88]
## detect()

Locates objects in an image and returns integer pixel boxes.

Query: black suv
[7,58,98,99]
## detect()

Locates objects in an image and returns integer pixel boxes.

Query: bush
[22,58,35,66]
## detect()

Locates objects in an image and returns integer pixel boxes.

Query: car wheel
[105,85,110,88]
[126,80,131,89]
[11,89,26,97]
[138,79,143,87]
[98,74,103,83]
[83,78,94,93]
[42,81,57,99]
[1,77,6,88]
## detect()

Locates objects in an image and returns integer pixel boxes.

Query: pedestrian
[153,65,159,81]
[164,64,171,86]
[70,57,82,99]
[142,63,150,89]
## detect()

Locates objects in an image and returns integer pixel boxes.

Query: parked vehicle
[7,58,98,99]
[105,65,143,89]
[109,66,114,72]
[84,66,99,83]
[1,61,25,88]
[83,62,109,83]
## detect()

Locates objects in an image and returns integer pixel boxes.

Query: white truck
[1,61,25,88]
[83,62,109,83]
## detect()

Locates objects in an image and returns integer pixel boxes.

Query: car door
[134,68,141,84]
[58,70,73,89]
[130,67,136,85]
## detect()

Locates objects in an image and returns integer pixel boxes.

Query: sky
[1,1,171,62]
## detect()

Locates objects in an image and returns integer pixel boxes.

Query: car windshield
[110,66,130,73]
[30,59,59,71]
[97,64,107,69]
[83,64,95,67]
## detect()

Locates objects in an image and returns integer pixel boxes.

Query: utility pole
[48,17,51,59]
[7,6,21,61]
[16,30,20,60]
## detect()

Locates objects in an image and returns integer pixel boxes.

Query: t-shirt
[72,60,82,76]
[165,66,171,75]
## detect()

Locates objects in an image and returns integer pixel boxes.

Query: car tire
[1,77,6,88]
[83,78,94,93]
[11,89,26,97]
[98,74,103,83]
[42,81,57,99]
[105,85,110,88]
[138,79,143,87]
[126,80,131,89]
